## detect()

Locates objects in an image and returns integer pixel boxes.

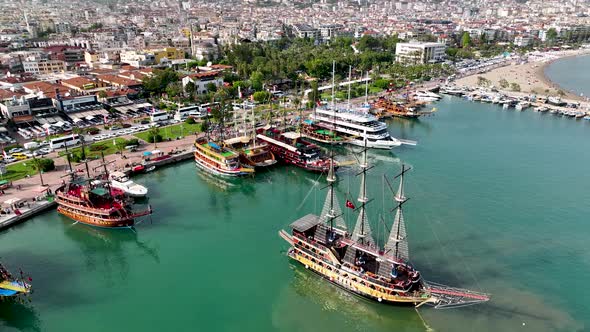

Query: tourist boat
[0,262,31,299]
[278,148,491,308]
[301,121,351,144]
[413,90,441,102]
[55,174,152,228]
[109,171,148,198]
[256,129,332,173]
[224,135,277,168]
[549,108,558,114]
[194,137,255,177]
[309,107,402,149]
[372,98,423,119]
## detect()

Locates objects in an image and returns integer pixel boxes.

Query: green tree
[499,78,509,89]
[546,28,558,42]
[250,71,264,91]
[510,82,521,92]
[253,91,271,103]
[147,127,162,147]
[461,32,471,48]
[206,82,218,93]
[185,81,196,99]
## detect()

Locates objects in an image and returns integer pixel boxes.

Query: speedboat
[109,171,148,197]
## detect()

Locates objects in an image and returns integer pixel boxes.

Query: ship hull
[348,139,401,150]
[266,145,330,173]
[57,206,134,228]
[194,157,252,177]
[285,249,429,306]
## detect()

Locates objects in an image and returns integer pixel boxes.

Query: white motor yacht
[109,171,148,198]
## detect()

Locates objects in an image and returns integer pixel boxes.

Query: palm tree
[148,127,161,148]
[30,156,45,186]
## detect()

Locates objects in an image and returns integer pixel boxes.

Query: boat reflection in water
[0,300,41,332]
[62,222,159,283]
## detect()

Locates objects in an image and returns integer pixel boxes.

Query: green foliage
[147,127,162,143]
[510,82,521,92]
[206,82,218,93]
[142,68,180,96]
[477,76,491,87]
[185,117,196,124]
[546,28,558,41]
[373,79,390,89]
[250,71,264,91]
[253,91,271,103]
[499,78,509,89]
[461,32,472,48]
[33,158,55,172]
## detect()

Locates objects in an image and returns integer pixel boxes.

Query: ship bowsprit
[424,281,490,309]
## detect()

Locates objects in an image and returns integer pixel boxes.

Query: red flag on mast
[345,200,355,209]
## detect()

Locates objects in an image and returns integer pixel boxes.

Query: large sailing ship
[55,159,152,228]
[279,148,490,308]
[0,262,31,299]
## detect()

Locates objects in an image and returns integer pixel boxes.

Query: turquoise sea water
[545,54,590,98]
[2,96,590,332]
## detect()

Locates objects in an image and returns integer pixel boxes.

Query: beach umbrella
[143,151,152,156]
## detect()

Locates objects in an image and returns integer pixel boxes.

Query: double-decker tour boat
[56,170,152,228]
[0,262,32,299]
[256,128,332,173]
[224,135,277,169]
[194,137,255,177]
[310,107,402,149]
[279,147,490,308]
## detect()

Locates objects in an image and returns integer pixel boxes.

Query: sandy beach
[455,49,590,101]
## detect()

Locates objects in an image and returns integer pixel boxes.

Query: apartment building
[23,59,66,74]
[395,41,446,64]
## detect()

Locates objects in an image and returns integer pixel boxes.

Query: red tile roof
[61,76,95,89]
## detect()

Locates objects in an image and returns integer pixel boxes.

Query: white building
[119,50,156,67]
[181,72,224,95]
[514,36,533,47]
[395,41,446,64]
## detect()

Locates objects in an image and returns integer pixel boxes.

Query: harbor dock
[0,135,197,232]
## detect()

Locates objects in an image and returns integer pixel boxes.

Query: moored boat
[224,136,277,169]
[55,175,152,228]
[0,262,32,299]
[256,129,331,173]
[109,171,148,198]
[194,137,255,177]
[279,148,490,308]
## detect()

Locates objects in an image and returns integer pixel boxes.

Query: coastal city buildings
[395,41,447,64]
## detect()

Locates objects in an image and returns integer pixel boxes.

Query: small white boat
[145,166,156,173]
[109,171,148,197]
[515,102,530,111]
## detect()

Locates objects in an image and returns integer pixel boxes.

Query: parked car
[9,148,23,153]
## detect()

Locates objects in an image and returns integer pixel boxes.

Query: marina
[1,96,589,332]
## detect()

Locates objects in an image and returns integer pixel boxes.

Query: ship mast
[351,142,374,246]
[347,66,352,110]
[385,164,411,261]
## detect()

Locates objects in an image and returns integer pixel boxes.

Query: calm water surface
[545,54,590,98]
[1,96,590,332]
